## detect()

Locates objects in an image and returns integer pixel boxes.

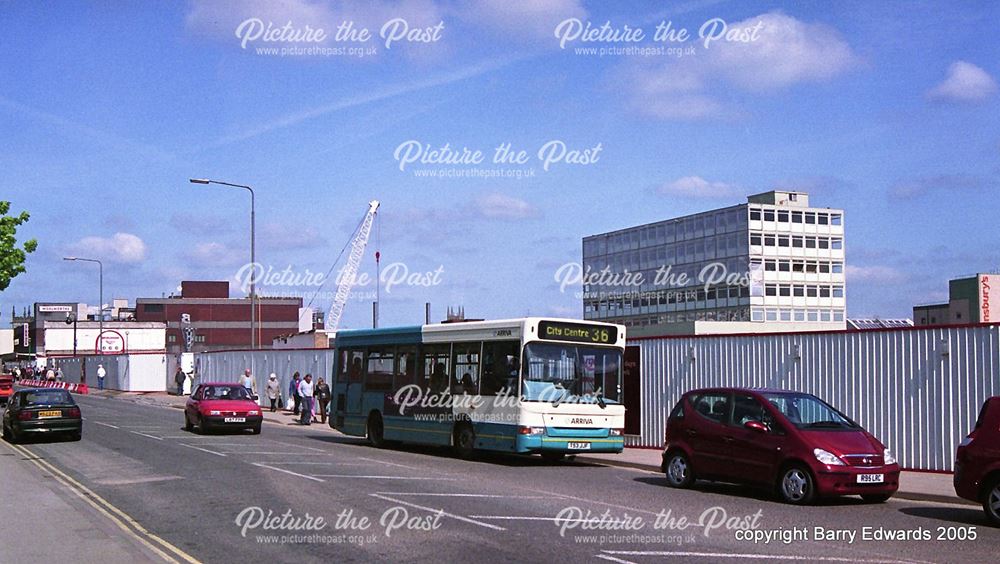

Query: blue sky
[2,0,999,328]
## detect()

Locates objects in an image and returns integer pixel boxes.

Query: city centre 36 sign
[95,330,126,355]
[538,321,616,345]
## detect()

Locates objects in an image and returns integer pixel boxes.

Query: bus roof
[334,317,625,348]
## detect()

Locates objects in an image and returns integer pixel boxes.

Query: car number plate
[224,417,246,423]
[857,473,884,484]
[567,442,591,450]
[39,410,62,418]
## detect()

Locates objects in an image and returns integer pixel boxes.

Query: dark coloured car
[954,397,1000,526]
[2,388,82,442]
[184,383,263,434]
[661,388,899,504]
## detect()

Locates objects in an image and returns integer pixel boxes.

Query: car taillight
[66,407,81,418]
[18,411,35,421]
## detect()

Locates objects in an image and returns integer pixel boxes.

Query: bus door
[344,349,365,417]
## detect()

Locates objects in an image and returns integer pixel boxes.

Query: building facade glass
[582,191,846,329]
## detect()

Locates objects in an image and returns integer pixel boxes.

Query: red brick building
[135,281,305,354]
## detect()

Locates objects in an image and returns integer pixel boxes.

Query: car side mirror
[252,394,260,402]
[744,420,768,433]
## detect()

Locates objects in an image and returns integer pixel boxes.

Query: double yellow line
[3,441,201,564]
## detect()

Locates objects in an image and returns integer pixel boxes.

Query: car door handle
[685,429,697,436]
[723,436,735,443]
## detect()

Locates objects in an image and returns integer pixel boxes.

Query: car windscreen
[761,393,858,430]
[24,390,74,406]
[202,386,251,401]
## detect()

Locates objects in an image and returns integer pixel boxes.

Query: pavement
[91,389,967,507]
[0,437,163,563]
[5,389,996,564]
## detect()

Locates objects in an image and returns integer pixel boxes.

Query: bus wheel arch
[367,410,386,448]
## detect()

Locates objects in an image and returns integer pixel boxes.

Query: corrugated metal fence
[629,324,1000,471]
[196,349,338,406]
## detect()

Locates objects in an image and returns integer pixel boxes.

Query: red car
[0,375,13,406]
[184,382,262,435]
[661,388,900,504]
[954,397,1000,526]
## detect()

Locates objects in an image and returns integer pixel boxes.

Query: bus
[330,317,626,460]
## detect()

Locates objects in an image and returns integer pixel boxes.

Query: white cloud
[456,0,586,42]
[621,11,858,120]
[658,176,741,199]
[927,61,998,103]
[67,233,147,264]
[475,193,540,220]
[185,241,246,268]
[846,265,907,284]
[890,174,995,199]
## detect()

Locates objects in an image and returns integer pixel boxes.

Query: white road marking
[469,516,594,522]
[357,456,419,470]
[601,552,915,564]
[270,462,367,466]
[369,493,505,531]
[377,493,548,499]
[93,421,120,429]
[95,476,183,486]
[220,451,331,456]
[179,444,227,457]
[266,440,326,452]
[312,475,457,480]
[595,554,636,564]
[129,431,163,441]
[251,462,325,482]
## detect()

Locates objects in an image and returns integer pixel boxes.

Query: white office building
[582,190,846,333]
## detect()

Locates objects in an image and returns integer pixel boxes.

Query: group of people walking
[257,371,331,425]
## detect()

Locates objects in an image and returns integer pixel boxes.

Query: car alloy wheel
[780,466,815,504]
[985,481,1000,526]
[666,453,693,488]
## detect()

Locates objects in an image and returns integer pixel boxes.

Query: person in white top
[297,374,314,426]
[96,364,106,390]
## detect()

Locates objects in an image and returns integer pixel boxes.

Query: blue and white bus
[330,317,626,460]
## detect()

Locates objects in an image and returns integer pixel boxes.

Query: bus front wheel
[453,423,476,459]
[367,412,386,448]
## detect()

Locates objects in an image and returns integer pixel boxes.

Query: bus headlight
[518,426,545,435]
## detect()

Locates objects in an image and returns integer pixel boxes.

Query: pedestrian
[240,368,257,397]
[298,374,314,425]
[56,366,64,382]
[174,367,186,395]
[265,373,281,413]
[288,372,301,416]
[12,366,21,381]
[315,377,331,424]
[97,364,106,390]
[46,366,55,382]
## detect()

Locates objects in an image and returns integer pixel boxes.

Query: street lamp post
[63,257,103,354]
[189,178,256,349]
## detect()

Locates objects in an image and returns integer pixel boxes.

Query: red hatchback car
[954,397,1000,526]
[184,383,263,435]
[661,388,900,504]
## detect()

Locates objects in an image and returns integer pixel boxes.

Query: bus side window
[347,349,364,384]
[421,344,451,394]
[366,348,394,391]
[481,340,520,396]
[452,342,481,395]
[393,346,418,393]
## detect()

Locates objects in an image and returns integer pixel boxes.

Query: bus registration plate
[568,442,591,450]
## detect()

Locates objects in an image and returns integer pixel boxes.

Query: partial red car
[0,374,13,406]
[661,388,900,504]
[184,382,262,434]
[954,396,1000,526]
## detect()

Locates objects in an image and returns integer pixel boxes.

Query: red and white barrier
[16,379,90,395]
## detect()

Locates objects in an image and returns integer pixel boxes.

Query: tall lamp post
[189,178,256,349]
[63,257,103,353]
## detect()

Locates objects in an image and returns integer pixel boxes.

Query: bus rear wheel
[453,423,476,459]
[367,412,385,448]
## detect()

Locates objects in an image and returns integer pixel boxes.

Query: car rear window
[25,390,74,405]
[974,402,990,429]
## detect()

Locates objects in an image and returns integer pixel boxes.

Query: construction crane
[325,200,380,332]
